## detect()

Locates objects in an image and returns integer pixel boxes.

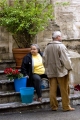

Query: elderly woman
[21,44,47,102]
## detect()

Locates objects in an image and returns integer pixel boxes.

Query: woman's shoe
[37,98,42,102]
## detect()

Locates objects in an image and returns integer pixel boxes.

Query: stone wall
[63,39,80,53]
[37,0,80,50]
[0,0,80,60]
[0,27,18,61]
[53,0,80,39]
[69,51,80,85]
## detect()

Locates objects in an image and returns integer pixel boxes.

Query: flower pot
[14,77,27,92]
[12,48,31,69]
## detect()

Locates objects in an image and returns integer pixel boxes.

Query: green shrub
[0,0,54,48]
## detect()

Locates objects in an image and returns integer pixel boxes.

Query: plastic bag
[41,78,49,89]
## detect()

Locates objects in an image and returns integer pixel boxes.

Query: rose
[4,68,13,74]
[12,69,19,75]
[4,68,23,81]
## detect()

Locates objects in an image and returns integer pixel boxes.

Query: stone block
[69,51,80,85]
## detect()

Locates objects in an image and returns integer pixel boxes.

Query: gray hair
[52,31,61,38]
[31,44,40,51]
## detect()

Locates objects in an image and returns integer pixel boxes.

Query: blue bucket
[20,87,34,104]
[14,77,27,92]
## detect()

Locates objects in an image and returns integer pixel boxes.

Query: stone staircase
[0,60,80,113]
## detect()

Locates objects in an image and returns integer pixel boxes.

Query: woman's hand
[25,75,29,78]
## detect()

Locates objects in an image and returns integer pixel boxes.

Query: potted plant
[4,68,27,92]
[0,0,53,68]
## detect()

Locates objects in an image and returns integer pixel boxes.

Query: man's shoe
[63,107,75,112]
[51,109,57,111]
[51,108,58,111]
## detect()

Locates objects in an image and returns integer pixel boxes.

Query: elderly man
[43,31,75,111]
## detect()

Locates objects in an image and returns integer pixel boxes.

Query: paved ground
[0,105,80,120]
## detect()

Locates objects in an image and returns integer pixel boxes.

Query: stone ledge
[0,91,19,96]
[0,94,80,113]
[0,80,13,84]
[0,89,50,104]
[0,60,15,64]
[0,89,49,97]
[0,79,74,94]
[0,69,20,74]
[63,38,80,41]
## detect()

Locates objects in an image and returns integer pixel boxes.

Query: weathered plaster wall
[54,0,80,39]
[0,0,80,60]
[37,0,80,51]
[0,27,17,60]
[69,51,80,85]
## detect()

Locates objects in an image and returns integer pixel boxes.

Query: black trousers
[32,73,48,98]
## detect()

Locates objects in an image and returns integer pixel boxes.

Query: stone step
[0,79,49,91]
[0,70,7,80]
[0,80,14,91]
[0,80,74,95]
[0,86,75,104]
[0,60,16,70]
[0,93,80,113]
[0,60,16,80]
[0,69,21,80]
[0,89,49,104]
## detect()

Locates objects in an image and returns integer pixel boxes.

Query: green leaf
[0,0,54,48]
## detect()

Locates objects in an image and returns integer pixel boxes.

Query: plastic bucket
[14,77,27,92]
[20,87,34,104]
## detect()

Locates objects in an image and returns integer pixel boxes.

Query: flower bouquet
[4,68,27,92]
[4,68,23,81]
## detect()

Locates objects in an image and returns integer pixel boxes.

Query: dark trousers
[32,73,48,98]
